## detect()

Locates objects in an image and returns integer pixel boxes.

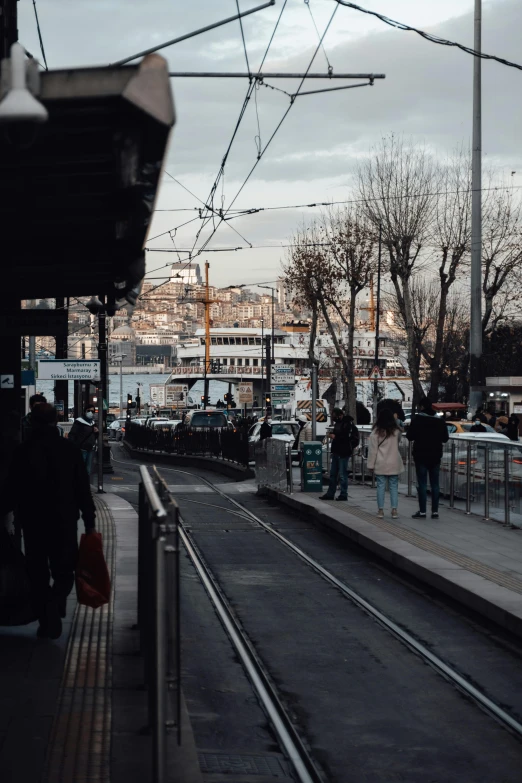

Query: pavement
[267,474,522,639]
[0,491,202,783]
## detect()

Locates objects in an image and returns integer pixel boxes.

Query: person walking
[296,414,312,448]
[406,397,449,519]
[367,409,404,519]
[320,407,359,502]
[21,393,47,442]
[259,415,272,441]
[1,404,96,639]
[68,404,98,474]
[507,414,520,441]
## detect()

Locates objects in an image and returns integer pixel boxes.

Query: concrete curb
[267,488,522,640]
[122,440,254,481]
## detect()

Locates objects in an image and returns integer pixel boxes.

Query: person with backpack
[367,409,403,519]
[320,407,359,501]
[68,404,98,474]
[406,396,449,519]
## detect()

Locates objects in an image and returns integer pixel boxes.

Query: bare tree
[320,207,377,418]
[481,183,522,336]
[358,135,437,402]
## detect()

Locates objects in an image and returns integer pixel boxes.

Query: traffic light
[127,393,132,407]
[265,394,271,405]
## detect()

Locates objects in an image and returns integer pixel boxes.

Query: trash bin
[301,441,323,492]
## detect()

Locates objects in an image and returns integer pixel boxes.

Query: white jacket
[367,429,404,476]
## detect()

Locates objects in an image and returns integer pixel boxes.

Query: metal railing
[138,465,181,783]
[127,422,250,466]
[351,427,522,528]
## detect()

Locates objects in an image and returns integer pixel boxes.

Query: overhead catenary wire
[32,0,48,70]
[334,0,522,72]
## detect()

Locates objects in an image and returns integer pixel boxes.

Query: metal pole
[119,358,123,417]
[373,224,382,423]
[484,444,490,519]
[469,0,483,415]
[167,71,386,79]
[265,336,272,416]
[203,261,210,408]
[466,441,472,514]
[311,364,318,441]
[153,534,167,783]
[97,305,106,494]
[28,335,36,371]
[504,449,511,526]
[271,287,275,367]
[407,441,413,497]
[449,440,456,508]
[261,319,264,415]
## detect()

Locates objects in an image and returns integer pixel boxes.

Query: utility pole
[97,300,107,493]
[203,261,211,407]
[265,335,272,416]
[373,224,382,422]
[311,363,317,441]
[261,318,265,414]
[55,297,68,422]
[469,0,483,415]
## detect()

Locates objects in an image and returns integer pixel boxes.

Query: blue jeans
[415,461,440,513]
[81,449,93,475]
[376,475,399,510]
[325,454,349,498]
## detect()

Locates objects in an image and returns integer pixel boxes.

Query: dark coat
[406,412,449,465]
[331,415,359,458]
[2,427,95,531]
[259,421,272,440]
[68,417,97,452]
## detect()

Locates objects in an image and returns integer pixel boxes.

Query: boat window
[223,338,229,345]
[242,338,248,345]
[253,359,258,367]
[217,338,223,345]
[222,359,227,365]
[211,338,217,345]
[255,338,261,345]
[245,359,250,366]
[249,338,255,345]
[230,358,235,365]
[237,359,242,366]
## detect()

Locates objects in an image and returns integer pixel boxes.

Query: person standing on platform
[406,397,449,519]
[367,409,403,519]
[320,408,359,502]
[68,404,98,474]
[1,404,96,639]
[21,393,47,442]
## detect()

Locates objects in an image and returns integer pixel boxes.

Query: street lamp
[258,285,275,366]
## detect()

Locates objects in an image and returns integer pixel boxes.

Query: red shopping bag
[75,532,111,608]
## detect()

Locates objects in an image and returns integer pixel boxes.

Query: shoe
[320,494,334,500]
[336,496,347,501]
[45,601,62,640]
[377,509,384,518]
[391,509,399,519]
[412,511,426,519]
[431,512,439,519]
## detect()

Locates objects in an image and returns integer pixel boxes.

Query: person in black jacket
[2,404,96,639]
[320,408,359,501]
[406,397,449,519]
[259,416,272,441]
[68,404,98,474]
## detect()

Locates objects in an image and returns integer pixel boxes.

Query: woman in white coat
[367,408,404,519]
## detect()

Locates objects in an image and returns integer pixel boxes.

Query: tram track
[111,447,522,780]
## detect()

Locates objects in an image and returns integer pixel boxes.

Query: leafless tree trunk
[357,135,437,404]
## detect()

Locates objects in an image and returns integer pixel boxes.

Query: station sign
[37,360,100,381]
[271,365,295,404]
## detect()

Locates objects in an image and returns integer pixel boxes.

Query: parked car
[184,410,232,429]
[248,420,300,461]
[108,418,127,441]
[446,420,509,441]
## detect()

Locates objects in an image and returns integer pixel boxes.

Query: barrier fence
[138,466,181,783]
[126,422,250,466]
[349,428,522,528]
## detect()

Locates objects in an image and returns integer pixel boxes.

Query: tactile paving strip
[198,752,287,776]
[43,497,115,783]
[325,499,522,595]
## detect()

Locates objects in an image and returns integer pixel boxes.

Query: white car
[248,420,299,459]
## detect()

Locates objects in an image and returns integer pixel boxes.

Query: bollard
[449,441,456,508]
[504,449,511,527]
[407,441,413,497]
[465,441,472,514]
[153,533,167,783]
[484,445,490,520]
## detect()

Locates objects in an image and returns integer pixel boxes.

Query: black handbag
[0,525,38,626]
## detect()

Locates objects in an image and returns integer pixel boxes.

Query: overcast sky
[19,0,522,288]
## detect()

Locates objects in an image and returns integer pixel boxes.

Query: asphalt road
[108,444,522,782]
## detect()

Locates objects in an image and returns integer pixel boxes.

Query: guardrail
[349,427,522,528]
[127,422,250,466]
[138,466,181,783]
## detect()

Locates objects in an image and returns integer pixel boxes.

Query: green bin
[301,441,323,492]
